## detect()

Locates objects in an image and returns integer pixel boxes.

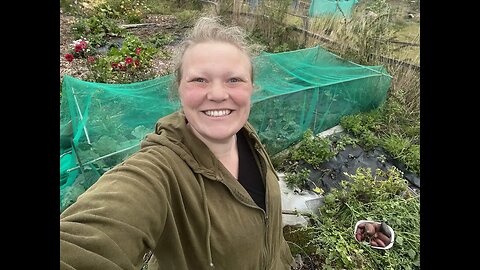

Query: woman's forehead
[182,42,251,69]
[184,41,247,57]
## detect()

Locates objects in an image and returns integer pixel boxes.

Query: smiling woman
[180,41,253,147]
[60,16,297,270]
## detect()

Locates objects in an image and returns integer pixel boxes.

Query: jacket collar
[141,111,263,181]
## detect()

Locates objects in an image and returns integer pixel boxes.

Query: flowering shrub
[85,35,158,83]
[64,38,95,63]
[71,15,125,48]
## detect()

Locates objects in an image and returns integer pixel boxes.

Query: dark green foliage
[340,100,420,175]
[71,15,125,47]
[147,33,176,49]
[306,167,420,269]
[284,168,311,190]
[382,134,420,174]
[290,129,335,169]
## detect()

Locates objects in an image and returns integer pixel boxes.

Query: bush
[85,35,159,83]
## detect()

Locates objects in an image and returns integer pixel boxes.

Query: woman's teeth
[204,110,231,117]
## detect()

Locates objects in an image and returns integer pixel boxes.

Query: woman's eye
[193,78,206,83]
[228,78,241,83]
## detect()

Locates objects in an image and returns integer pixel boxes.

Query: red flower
[87,56,95,63]
[125,57,133,65]
[74,44,83,53]
[65,53,74,62]
[134,59,140,67]
[135,47,142,55]
[117,63,126,71]
[111,62,118,69]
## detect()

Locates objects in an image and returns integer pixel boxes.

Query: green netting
[60,45,391,212]
[309,0,359,17]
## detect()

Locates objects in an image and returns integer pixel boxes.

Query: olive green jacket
[60,111,295,269]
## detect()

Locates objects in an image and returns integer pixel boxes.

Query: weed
[284,168,311,191]
[290,129,335,169]
[304,167,420,269]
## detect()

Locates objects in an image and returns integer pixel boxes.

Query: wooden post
[303,16,308,47]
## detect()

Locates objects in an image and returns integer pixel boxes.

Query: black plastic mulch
[300,143,420,194]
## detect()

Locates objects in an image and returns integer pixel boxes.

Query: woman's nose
[207,81,229,101]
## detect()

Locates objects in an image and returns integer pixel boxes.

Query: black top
[237,130,266,212]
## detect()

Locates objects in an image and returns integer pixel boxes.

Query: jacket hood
[141,111,263,179]
[141,111,222,267]
[140,111,220,180]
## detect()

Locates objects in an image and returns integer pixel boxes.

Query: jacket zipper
[216,173,270,269]
[254,142,270,270]
[214,132,273,269]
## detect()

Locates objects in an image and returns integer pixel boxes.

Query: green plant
[333,134,359,152]
[120,0,151,24]
[147,33,176,49]
[382,133,419,175]
[303,167,420,269]
[284,168,311,190]
[93,2,121,19]
[290,129,335,169]
[283,225,318,262]
[340,109,382,136]
[71,14,125,47]
[340,111,382,150]
[340,103,419,176]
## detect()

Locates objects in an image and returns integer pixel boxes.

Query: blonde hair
[170,17,253,99]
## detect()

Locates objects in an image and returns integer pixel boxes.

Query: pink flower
[65,53,74,62]
[79,40,88,50]
[135,47,142,55]
[87,56,95,63]
[125,57,133,65]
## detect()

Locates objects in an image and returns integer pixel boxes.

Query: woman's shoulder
[120,145,182,170]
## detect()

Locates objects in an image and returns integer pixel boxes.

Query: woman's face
[179,41,253,143]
